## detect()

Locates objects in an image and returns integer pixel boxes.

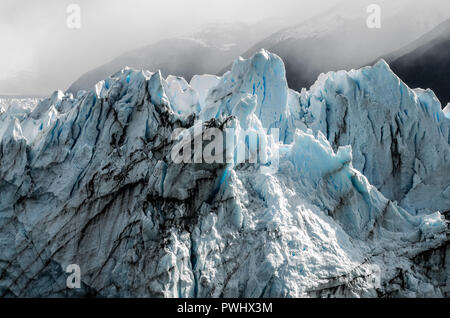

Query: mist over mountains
[384,18,450,104]
[67,21,288,94]
[67,1,450,107]
[238,3,449,102]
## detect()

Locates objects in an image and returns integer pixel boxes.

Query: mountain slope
[0,51,448,297]
[384,19,450,104]
[66,22,285,95]
[234,2,448,93]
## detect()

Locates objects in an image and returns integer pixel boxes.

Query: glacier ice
[189,74,221,107]
[295,59,450,213]
[444,103,450,119]
[0,50,448,298]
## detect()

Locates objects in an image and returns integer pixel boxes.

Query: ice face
[295,59,450,213]
[444,103,450,119]
[189,74,220,108]
[0,51,448,298]
[164,76,200,115]
[200,50,289,133]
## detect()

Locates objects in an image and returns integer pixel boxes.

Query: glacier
[0,50,448,297]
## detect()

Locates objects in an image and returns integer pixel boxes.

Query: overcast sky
[1,0,449,95]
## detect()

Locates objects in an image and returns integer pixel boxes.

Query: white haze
[0,0,449,95]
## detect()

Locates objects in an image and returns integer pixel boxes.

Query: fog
[1,0,449,95]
